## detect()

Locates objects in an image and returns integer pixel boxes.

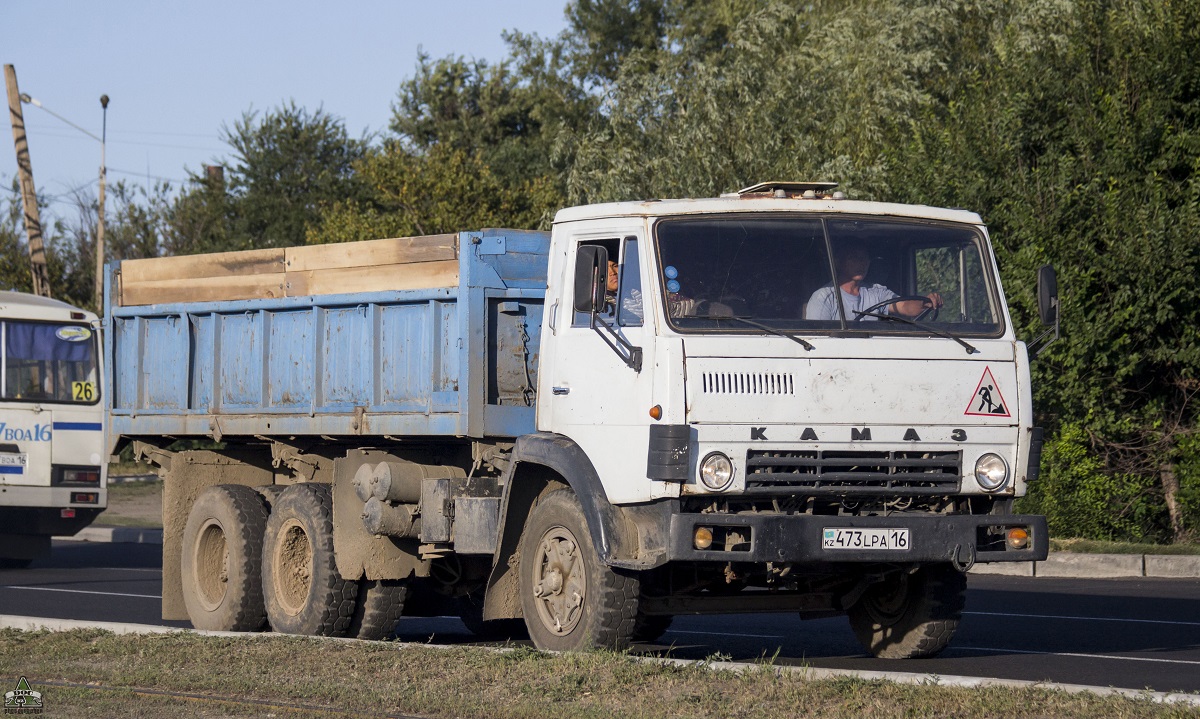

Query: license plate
[823,528,910,550]
[0,453,27,467]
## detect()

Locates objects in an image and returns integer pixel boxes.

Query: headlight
[974,453,1009,492]
[699,452,734,491]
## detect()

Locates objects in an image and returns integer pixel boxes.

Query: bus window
[2,322,98,403]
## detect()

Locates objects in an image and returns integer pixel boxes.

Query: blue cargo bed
[104,229,549,447]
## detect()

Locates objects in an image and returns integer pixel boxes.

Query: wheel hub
[531,526,584,636]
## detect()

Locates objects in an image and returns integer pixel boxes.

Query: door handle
[552,386,570,395]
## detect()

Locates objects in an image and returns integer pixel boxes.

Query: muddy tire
[519,489,638,651]
[348,579,408,640]
[262,483,358,636]
[180,484,269,631]
[847,563,967,658]
[632,613,674,643]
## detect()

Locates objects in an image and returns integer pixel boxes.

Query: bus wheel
[519,489,638,651]
[180,484,269,631]
[847,563,967,658]
[262,483,357,636]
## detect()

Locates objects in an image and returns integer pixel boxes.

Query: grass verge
[0,629,1195,719]
[1050,538,1200,556]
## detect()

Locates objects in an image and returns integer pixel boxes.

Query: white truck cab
[525,182,1051,656]
[0,291,105,567]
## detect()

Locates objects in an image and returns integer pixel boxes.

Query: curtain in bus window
[6,324,92,362]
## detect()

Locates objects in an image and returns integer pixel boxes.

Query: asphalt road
[3,540,1198,694]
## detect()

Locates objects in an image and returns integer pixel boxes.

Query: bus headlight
[699,452,734,491]
[974,454,1009,492]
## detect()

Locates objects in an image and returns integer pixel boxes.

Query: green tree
[169,102,368,254]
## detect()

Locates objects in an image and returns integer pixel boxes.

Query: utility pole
[95,94,108,312]
[3,64,51,297]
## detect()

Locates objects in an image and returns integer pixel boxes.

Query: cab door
[542,230,659,504]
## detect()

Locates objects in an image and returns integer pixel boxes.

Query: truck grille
[700,372,794,395]
[745,449,962,497]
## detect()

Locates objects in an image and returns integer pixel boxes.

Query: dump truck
[1,291,105,568]
[105,182,1054,657]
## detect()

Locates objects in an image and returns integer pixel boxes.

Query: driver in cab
[805,242,942,321]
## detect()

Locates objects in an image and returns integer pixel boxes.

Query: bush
[1018,424,1168,543]
[1172,435,1200,543]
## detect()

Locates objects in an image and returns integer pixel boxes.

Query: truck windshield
[1,322,99,404]
[654,215,1002,336]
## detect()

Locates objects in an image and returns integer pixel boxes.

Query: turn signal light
[70,492,99,504]
[649,405,662,420]
[694,526,714,550]
[1007,527,1030,550]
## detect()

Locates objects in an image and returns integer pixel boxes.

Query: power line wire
[18,129,224,152]
[108,167,191,183]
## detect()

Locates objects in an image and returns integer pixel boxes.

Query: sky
[2,0,571,218]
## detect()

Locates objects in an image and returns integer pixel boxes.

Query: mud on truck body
[105,182,1054,657]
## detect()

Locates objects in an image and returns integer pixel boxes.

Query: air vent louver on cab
[700,372,794,395]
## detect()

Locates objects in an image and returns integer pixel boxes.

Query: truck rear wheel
[519,489,638,651]
[847,563,967,658]
[180,484,269,631]
[348,579,407,640]
[262,483,358,636]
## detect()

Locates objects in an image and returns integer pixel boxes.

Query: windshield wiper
[715,316,815,351]
[854,312,979,354]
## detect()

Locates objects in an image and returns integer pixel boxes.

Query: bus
[0,291,105,568]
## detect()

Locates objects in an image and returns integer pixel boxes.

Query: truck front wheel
[262,483,358,636]
[519,489,638,651]
[180,484,269,631]
[847,563,967,659]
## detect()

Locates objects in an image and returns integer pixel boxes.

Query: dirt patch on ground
[101,479,162,528]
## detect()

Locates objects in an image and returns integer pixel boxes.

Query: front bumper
[668,512,1048,564]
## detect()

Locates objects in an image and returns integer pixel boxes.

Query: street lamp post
[96,95,108,313]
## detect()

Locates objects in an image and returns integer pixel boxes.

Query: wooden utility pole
[4,64,51,297]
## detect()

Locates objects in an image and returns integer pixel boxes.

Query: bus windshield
[654,214,1003,336]
[1,321,99,404]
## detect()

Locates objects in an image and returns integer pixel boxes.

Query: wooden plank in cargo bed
[118,235,461,306]
[284,234,457,272]
[119,248,287,306]
[285,260,459,296]
[121,248,285,284]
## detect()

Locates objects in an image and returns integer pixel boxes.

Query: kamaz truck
[105,182,1053,657]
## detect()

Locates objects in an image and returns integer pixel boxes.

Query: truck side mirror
[1037,265,1058,325]
[573,245,608,313]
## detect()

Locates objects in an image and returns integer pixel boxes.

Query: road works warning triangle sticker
[964,366,1011,417]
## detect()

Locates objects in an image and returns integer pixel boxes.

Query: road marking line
[666,630,784,639]
[967,611,1200,628]
[959,645,1200,666]
[2,586,160,599]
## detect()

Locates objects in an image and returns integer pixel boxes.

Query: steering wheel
[854,295,938,322]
